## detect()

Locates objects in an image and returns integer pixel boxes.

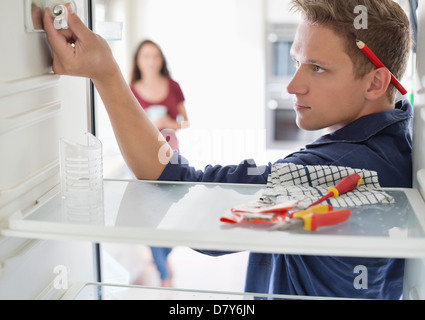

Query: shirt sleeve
[158,151,271,185]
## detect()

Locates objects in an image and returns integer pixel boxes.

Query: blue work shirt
[159,100,413,299]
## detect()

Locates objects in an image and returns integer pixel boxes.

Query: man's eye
[314,65,325,73]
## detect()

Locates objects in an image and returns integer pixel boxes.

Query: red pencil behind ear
[356,40,407,96]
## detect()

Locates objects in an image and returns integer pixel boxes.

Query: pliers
[269,204,351,232]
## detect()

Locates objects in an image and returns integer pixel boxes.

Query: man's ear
[364,68,391,100]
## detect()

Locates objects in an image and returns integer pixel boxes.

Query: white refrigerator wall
[413,0,425,190]
[405,0,425,301]
[0,0,95,299]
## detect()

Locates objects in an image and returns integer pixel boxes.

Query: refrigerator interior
[0,0,424,300]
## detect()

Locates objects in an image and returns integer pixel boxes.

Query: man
[44,0,412,298]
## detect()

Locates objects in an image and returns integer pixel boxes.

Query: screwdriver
[269,207,351,232]
[308,173,362,208]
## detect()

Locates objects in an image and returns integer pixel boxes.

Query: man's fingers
[65,3,91,41]
[43,8,60,42]
[42,3,114,80]
[43,4,90,43]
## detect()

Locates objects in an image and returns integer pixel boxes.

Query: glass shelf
[61,282,342,300]
[3,179,425,258]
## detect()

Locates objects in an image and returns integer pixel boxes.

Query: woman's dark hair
[130,40,171,85]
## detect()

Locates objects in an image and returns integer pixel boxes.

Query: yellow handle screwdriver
[308,173,362,208]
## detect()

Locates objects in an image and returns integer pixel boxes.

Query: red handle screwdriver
[308,173,362,208]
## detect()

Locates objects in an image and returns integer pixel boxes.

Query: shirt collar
[308,99,413,146]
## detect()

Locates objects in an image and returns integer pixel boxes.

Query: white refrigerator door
[0,0,95,299]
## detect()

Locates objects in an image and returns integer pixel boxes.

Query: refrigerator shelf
[2,179,425,259]
[60,281,352,301]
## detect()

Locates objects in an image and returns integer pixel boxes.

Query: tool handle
[329,173,362,198]
[291,204,333,219]
[307,209,351,231]
[307,173,362,207]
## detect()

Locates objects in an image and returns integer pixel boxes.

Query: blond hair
[292,0,412,102]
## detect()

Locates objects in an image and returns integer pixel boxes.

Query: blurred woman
[130,40,189,287]
[130,40,189,151]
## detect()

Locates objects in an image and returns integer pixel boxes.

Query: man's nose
[286,67,308,95]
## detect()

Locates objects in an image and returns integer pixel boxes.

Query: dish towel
[263,163,394,209]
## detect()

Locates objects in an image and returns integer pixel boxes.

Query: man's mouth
[294,103,311,110]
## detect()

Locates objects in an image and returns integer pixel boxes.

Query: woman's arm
[154,102,190,131]
[177,102,190,129]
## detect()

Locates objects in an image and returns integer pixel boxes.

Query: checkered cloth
[263,163,394,208]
